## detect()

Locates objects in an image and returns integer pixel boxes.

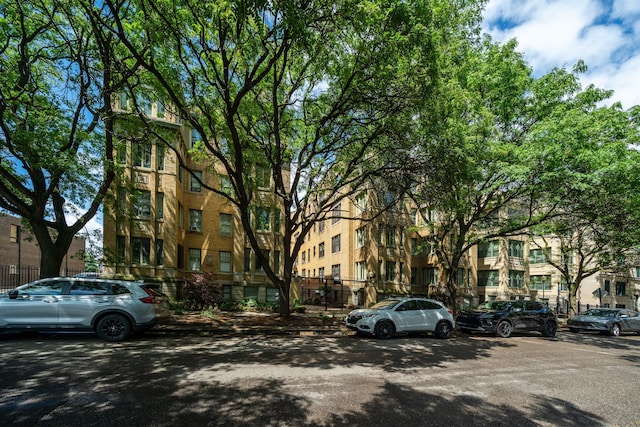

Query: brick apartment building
[0,214,86,288]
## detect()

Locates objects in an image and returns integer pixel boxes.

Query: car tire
[375,320,395,339]
[541,321,557,337]
[435,321,452,339]
[609,323,621,337]
[495,321,512,338]
[96,313,132,342]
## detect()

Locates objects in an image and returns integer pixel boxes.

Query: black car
[456,300,558,338]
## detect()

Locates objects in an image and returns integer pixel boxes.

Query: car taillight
[140,288,159,304]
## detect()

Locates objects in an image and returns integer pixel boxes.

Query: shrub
[182,272,223,311]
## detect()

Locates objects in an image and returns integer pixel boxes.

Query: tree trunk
[278,279,291,317]
[39,244,68,278]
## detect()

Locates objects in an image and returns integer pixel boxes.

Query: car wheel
[375,320,395,339]
[495,321,512,338]
[435,321,452,339]
[609,323,621,337]
[96,313,132,342]
[541,321,557,337]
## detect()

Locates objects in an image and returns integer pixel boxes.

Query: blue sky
[482,0,640,109]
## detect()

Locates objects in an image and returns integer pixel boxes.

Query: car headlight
[361,313,379,319]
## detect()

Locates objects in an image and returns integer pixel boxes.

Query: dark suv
[456,300,557,338]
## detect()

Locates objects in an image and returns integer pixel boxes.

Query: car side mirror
[8,290,19,300]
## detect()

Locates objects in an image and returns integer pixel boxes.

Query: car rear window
[111,284,132,295]
[70,281,109,295]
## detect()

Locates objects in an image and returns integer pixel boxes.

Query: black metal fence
[0,264,85,292]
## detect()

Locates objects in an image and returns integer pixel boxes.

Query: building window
[530,275,552,290]
[410,268,417,285]
[220,176,232,195]
[256,165,270,188]
[220,251,232,273]
[457,268,465,287]
[377,225,384,245]
[220,213,232,236]
[478,240,499,258]
[256,249,270,272]
[133,143,151,168]
[274,251,280,275]
[422,267,438,286]
[133,191,151,219]
[156,145,165,170]
[156,192,164,220]
[274,209,281,234]
[332,202,341,224]
[116,235,126,263]
[244,287,259,301]
[355,227,366,248]
[386,226,396,247]
[266,288,279,303]
[478,270,499,287]
[190,129,201,148]
[331,234,341,253]
[244,248,251,272]
[189,209,202,232]
[508,270,525,288]
[156,239,164,266]
[256,207,271,232]
[411,238,418,255]
[355,193,367,215]
[131,237,151,265]
[190,170,202,192]
[529,248,550,264]
[615,281,626,296]
[331,264,341,279]
[156,99,165,118]
[178,203,184,229]
[177,244,184,269]
[508,240,524,258]
[188,248,201,271]
[385,261,396,282]
[411,209,418,225]
[355,261,366,281]
[318,220,325,233]
[178,165,183,183]
[301,251,306,264]
[318,242,325,258]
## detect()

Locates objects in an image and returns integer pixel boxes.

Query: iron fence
[0,265,85,292]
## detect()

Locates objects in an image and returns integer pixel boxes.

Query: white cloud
[483,0,640,109]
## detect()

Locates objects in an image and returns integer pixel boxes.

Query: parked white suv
[346,297,455,339]
[0,277,170,341]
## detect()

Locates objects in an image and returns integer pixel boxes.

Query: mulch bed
[168,310,345,329]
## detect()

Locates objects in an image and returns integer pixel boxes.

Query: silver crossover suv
[346,297,455,339]
[0,277,170,341]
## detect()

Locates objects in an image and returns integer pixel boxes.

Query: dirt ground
[168,307,347,329]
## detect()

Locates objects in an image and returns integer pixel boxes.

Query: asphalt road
[0,330,639,426]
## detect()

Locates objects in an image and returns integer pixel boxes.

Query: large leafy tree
[96,0,485,316]
[410,37,640,310]
[527,90,640,316]
[0,0,139,277]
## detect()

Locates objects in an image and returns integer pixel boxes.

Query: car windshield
[582,309,619,317]
[478,301,512,310]
[370,299,403,310]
